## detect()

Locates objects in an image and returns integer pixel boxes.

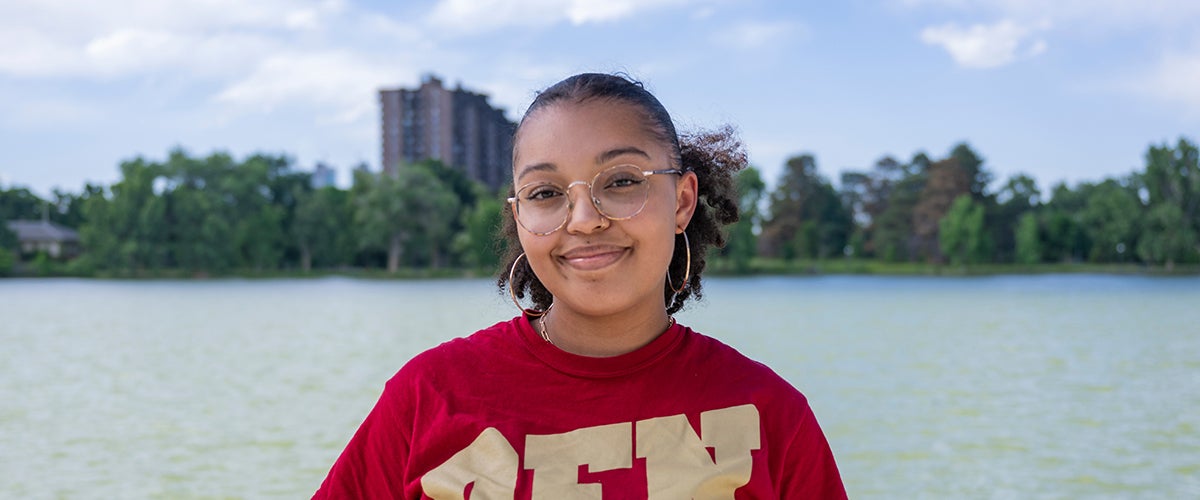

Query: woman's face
[512,100,698,318]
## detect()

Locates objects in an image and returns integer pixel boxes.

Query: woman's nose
[564,183,608,234]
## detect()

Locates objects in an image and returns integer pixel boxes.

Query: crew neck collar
[515,313,686,379]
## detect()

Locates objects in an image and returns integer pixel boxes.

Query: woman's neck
[536,303,673,357]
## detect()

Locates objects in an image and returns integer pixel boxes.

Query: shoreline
[5,259,1198,279]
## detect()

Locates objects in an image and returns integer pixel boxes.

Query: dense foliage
[2,137,1197,276]
[816,137,1199,269]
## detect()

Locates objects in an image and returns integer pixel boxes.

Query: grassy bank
[6,257,1198,279]
[706,258,1199,276]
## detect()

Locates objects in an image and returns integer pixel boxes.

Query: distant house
[5,219,81,259]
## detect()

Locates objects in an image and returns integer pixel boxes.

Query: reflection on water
[1,275,1198,498]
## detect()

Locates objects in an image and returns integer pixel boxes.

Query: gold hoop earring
[508,253,547,317]
[667,232,691,295]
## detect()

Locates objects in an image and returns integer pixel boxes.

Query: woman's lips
[558,245,628,271]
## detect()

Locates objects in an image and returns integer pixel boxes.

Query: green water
[1,276,1197,498]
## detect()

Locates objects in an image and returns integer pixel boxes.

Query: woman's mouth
[558,245,628,271]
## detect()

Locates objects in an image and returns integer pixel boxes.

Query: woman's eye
[606,177,643,189]
[526,187,563,201]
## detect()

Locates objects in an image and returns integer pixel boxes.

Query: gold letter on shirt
[422,427,519,499]
[636,404,761,499]
[525,422,632,500]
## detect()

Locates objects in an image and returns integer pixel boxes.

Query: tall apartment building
[311,162,336,189]
[379,75,516,190]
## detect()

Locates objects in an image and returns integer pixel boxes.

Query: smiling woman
[313,73,847,499]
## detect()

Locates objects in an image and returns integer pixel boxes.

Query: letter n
[636,404,761,499]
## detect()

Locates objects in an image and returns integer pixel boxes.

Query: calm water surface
[1,275,1197,498]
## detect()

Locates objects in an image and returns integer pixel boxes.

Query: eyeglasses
[508,164,683,235]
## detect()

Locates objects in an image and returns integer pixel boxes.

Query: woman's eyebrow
[516,162,556,182]
[596,147,651,165]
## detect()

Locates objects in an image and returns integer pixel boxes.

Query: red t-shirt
[314,315,846,499]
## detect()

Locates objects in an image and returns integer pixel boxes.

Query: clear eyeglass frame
[507,164,683,236]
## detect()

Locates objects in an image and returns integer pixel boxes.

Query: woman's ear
[674,171,699,232]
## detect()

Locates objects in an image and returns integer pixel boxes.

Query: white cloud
[904,0,1200,106]
[0,0,380,125]
[426,0,695,34]
[0,0,344,79]
[714,20,804,50]
[920,19,1048,68]
[1134,51,1200,115]
[898,0,1200,30]
[214,51,403,124]
[0,27,87,77]
[84,30,186,75]
[692,6,717,20]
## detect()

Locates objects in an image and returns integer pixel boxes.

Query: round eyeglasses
[508,164,683,235]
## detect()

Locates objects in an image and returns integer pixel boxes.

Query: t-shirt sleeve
[312,376,414,500]
[780,403,847,499]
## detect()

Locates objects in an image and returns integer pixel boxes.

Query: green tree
[356,164,461,272]
[236,202,285,271]
[0,246,14,276]
[419,160,480,267]
[1014,212,1041,265]
[840,154,930,261]
[0,223,15,251]
[256,153,312,269]
[912,157,969,262]
[223,154,287,271]
[163,151,233,273]
[1142,137,1199,229]
[0,186,46,221]
[939,195,989,265]
[872,153,929,262]
[1042,182,1090,262]
[77,190,116,270]
[455,191,505,270]
[1080,179,1142,262]
[1137,203,1198,268]
[723,166,765,271]
[761,155,851,260]
[409,166,462,268]
[841,156,896,258]
[950,142,993,200]
[1138,137,1200,267]
[294,187,354,271]
[991,174,1041,262]
[168,182,231,273]
[51,187,92,228]
[96,157,170,271]
[1,187,44,251]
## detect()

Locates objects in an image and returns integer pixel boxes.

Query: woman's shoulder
[386,316,525,384]
[678,326,811,404]
[682,327,791,375]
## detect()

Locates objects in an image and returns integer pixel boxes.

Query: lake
[1,275,1198,498]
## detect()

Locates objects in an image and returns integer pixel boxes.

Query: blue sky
[1,0,1198,198]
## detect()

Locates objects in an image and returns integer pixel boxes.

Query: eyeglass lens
[515,165,651,234]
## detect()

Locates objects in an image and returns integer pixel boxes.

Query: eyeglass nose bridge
[563,179,604,215]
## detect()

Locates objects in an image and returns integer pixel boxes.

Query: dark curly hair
[497,73,746,314]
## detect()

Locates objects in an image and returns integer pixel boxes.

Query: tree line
[2,136,1197,277]
[0,150,504,276]
[743,137,1198,270]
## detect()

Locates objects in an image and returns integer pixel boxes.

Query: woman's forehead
[513,101,668,171]
[514,146,654,184]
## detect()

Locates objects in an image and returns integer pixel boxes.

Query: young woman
[315,73,846,499]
